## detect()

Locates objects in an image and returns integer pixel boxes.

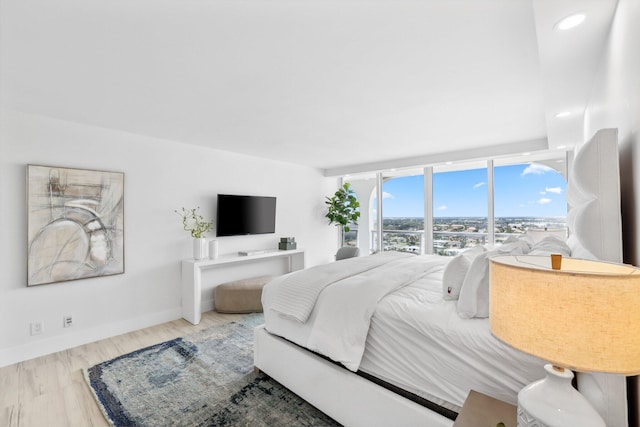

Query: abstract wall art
[27,165,125,286]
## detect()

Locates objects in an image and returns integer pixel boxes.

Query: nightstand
[453,390,517,427]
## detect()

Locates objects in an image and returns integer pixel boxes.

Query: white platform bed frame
[254,325,454,427]
[253,128,628,427]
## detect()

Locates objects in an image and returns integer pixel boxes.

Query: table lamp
[490,254,640,427]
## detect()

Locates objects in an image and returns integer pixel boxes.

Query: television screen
[216,194,277,237]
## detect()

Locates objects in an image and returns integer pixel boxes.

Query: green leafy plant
[175,207,213,238]
[325,183,360,233]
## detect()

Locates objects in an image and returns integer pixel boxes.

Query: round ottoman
[214,275,274,314]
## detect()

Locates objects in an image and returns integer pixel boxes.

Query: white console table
[181,248,305,325]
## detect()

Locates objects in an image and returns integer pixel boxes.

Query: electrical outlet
[63,315,73,328]
[30,321,44,336]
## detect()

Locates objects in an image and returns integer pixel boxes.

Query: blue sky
[381,163,567,218]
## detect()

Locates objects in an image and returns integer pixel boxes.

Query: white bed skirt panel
[254,325,454,427]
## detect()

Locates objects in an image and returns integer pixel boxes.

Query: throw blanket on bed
[269,251,414,323]
[307,255,447,371]
[268,253,448,371]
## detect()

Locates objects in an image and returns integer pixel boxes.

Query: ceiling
[0,0,618,175]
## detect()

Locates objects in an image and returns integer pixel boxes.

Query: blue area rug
[85,315,340,426]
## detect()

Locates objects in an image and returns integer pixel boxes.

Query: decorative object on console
[490,254,640,427]
[27,165,125,286]
[193,239,208,260]
[278,237,297,250]
[175,207,213,260]
[325,182,360,233]
[209,239,219,260]
[238,250,267,256]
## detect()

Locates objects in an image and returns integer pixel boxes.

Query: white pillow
[442,246,486,300]
[457,239,529,319]
[525,228,567,244]
[497,238,532,254]
[528,235,571,257]
[517,233,535,248]
[501,235,518,245]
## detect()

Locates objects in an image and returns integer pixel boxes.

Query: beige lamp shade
[490,255,640,375]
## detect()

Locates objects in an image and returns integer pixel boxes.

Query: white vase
[209,239,219,259]
[193,238,208,260]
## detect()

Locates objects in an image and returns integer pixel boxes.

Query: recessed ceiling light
[445,162,453,165]
[555,111,572,118]
[522,152,531,156]
[555,13,586,31]
[557,145,567,149]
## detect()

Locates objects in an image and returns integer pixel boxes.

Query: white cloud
[540,191,546,195]
[437,205,447,211]
[538,198,552,205]
[521,164,554,176]
[473,182,486,189]
[545,187,563,194]
[382,191,394,199]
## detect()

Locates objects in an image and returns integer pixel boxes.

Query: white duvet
[262,252,546,410]
[269,251,413,323]
[266,252,443,370]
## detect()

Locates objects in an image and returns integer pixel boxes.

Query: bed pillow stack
[441,236,532,306]
[442,246,487,300]
[456,237,532,319]
[446,235,571,319]
[528,235,571,257]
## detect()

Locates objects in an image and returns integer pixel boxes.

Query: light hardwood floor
[0,311,250,427]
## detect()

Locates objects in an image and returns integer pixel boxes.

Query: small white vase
[209,239,219,259]
[193,238,208,260]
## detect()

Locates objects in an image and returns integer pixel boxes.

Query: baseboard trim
[0,307,182,368]
[203,297,215,313]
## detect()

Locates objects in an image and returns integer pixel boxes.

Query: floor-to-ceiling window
[432,163,488,256]
[346,153,568,255]
[381,171,424,253]
[493,156,567,243]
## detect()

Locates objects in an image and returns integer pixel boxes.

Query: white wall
[582,0,640,424]
[0,109,337,367]
[583,0,640,266]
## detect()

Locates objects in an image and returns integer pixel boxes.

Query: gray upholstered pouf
[214,275,274,314]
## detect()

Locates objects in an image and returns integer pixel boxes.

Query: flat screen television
[216,194,277,237]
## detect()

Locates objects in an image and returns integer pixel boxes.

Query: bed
[254,128,627,427]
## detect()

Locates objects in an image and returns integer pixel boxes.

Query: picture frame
[26,165,125,286]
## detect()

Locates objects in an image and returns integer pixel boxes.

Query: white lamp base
[518,364,606,427]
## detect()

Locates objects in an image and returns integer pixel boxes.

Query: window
[432,165,488,256]
[358,154,568,257]
[493,158,567,243]
[382,173,424,253]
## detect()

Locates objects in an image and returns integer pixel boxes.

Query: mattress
[262,254,545,411]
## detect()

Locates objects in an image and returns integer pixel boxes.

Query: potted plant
[176,207,214,260]
[325,183,360,233]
